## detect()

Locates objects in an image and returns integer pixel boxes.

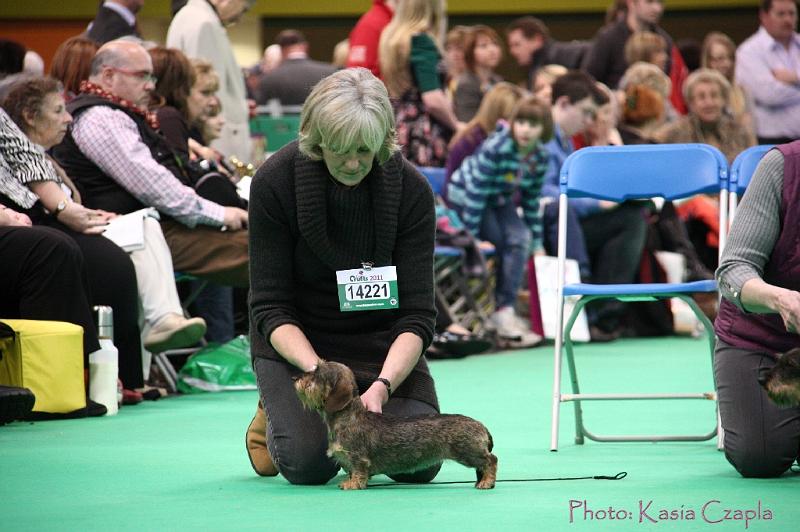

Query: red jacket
[346,0,393,78]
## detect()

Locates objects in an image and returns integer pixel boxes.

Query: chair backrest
[417,166,447,196]
[729,144,774,196]
[559,144,728,201]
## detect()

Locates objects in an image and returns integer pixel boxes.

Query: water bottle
[89,306,119,416]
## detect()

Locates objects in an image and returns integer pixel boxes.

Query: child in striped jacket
[446,96,552,347]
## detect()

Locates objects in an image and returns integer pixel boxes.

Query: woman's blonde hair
[299,68,398,164]
[449,82,525,146]
[624,31,667,67]
[619,61,671,100]
[379,0,446,97]
[700,31,736,81]
[190,58,219,92]
[682,68,731,107]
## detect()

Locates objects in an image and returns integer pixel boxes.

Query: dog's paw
[475,478,496,489]
[339,478,367,490]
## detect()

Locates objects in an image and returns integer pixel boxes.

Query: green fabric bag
[177,336,257,393]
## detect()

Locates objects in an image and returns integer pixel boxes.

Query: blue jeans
[477,202,531,309]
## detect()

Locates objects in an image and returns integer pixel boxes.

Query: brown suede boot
[245,400,278,476]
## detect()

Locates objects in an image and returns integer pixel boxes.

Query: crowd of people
[1,0,799,480]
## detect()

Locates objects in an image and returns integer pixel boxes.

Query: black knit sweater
[248,141,439,409]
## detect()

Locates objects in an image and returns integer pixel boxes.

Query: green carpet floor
[1,337,797,531]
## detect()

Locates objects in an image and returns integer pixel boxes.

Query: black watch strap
[375,377,392,396]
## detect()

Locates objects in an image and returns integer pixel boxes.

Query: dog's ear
[324,372,355,414]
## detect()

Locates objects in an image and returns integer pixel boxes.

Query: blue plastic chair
[728,145,774,224]
[417,166,447,196]
[417,166,495,333]
[550,144,727,451]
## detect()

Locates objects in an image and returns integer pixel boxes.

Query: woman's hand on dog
[361,382,389,414]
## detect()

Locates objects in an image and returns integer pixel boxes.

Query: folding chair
[418,166,495,333]
[550,144,728,451]
[150,272,209,393]
[728,145,774,225]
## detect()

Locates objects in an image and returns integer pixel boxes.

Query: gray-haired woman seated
[245,68,441,485]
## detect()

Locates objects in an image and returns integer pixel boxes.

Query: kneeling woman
[247,68,439,485]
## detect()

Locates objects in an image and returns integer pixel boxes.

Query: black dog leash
[367,471,627,487]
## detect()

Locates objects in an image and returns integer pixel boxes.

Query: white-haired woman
[245,68,441,485]
[379,0,462,166]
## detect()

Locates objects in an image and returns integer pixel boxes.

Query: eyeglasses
[106,67,157,84]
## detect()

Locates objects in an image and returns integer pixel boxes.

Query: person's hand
[477,240,495,251]
[775,289,800,334]
[222,206,248,231]
[772,68,799,85]
[360,381,389,414]
[454,121,468,135]
[190,144,219,162]
[532,248,547,257]
[598,200,618,210]
[0,206,32,227]
[58,203,110,234]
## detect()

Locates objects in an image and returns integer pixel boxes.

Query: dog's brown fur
[294,361,498,490]
[760,348,800,406]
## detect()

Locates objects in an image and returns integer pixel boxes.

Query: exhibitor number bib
[336,265,399,312]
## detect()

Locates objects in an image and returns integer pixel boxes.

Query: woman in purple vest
[715,143,800,477]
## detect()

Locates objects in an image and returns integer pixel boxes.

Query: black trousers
[715,340,800,478]
[579,202,648,332]
[254,356,441,486]
[0,225,100,357]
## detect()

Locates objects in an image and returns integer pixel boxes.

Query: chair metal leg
[556,292,720,446]
[550,288,568,451]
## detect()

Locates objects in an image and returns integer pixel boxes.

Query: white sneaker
[490,307,542,347]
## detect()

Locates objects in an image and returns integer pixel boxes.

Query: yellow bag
[0,320,86,414]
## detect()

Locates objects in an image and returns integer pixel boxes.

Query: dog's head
[759,348,800,406]
[294,361,359,415]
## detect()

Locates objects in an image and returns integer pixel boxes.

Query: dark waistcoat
[715,141,800,354]
[51,94,184,215]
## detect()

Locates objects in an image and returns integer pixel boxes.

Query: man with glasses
[167,0,254,161]
[51,40,250,288]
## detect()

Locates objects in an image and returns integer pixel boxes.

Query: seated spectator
[50,40,249,288]
[255,29,338,107]
[444,26,472,98]
[654,68,756,271]
[618,83,665,144]
[619,61,674,131]
[505,16,590,91]
[50,37,100,100]
[542,71,647,341]
[624,31,668,72]
[701,31,755,138]
[0,106,144,398]
[0,208,108,416]
[532,64,567,107]
[201,98,225,145]
[655,69,755,164]
[446,96,552,347]
[379,0,461,167]
[445,82,525,180]
[3,75,207,376]
[453,25,504,122]
[575,82,623,148]
[149,47,241,343]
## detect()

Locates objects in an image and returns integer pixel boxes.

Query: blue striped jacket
[446,124,548,251]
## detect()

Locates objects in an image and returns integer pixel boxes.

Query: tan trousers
[161,220,249,288]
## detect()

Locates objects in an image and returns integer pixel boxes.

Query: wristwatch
[54,199,68,218]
